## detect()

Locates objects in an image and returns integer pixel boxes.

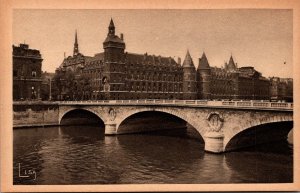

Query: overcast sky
[13,9,292,78]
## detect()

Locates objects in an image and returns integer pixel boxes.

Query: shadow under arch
[225,121,293,152]
[117,110,205,143]
[60,108,105,128]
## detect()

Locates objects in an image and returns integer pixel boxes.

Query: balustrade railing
[253,102,269,107]
[197,100,208,105]
[14,99,293,110]
[185,100,196,105]
[221,101,235,106]
[237,101,252,106]
[270,103,288,108]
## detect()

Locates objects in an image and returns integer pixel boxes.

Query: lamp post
[49,77,52,101]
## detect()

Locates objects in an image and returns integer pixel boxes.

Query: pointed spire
[75,30,78,44]
[229,55,234,65]
[182,50,195,68]
[73,29,79,56]
[198,52,210,70]
[109,18,115,28]
[108,18,115,36]
[201,52,208,62]
[228,55,236,70]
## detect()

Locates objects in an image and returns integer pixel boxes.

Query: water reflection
[13,125,293,184]
[116,134,205,183]
[225,141,293,183]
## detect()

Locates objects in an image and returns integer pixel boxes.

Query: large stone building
[202,56,271,100]
[270,77,293,101]
[13,44,43,100]
[54,19,293,101]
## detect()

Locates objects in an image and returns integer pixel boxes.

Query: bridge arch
[115,108,206,139]
[224,115,293,151]
[59,107,105,126]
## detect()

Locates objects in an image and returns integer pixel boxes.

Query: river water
[13,125,293,184]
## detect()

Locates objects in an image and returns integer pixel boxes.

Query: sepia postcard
[1,0,300,192]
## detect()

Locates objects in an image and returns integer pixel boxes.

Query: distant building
[270,77,293,102]
[54,19,293,101]
[13,44,43,100]
[203,58,270,100]
[56,19,184,100]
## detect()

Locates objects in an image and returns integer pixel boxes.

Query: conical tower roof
[227,55,236,70]
[198,52,210,70]
[182,50,195,68]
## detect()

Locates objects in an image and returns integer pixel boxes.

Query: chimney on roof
[120,33,124,41]
[178,57,181,65]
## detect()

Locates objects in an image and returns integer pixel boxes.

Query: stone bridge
[58,99,293,153]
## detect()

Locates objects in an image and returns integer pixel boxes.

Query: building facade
[270,77,293,102]
[54,19,293,101]
[204,57,271,100]
[13,44,43,100]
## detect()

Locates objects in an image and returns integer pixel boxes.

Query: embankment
[13,102,59,128]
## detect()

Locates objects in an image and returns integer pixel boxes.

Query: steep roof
[198,52,210,70]
[104,18,125,45]
[125,52,178,66]
[182,50,195,68]
[60,53,91,68]
[227,55,236,70]
[103,35,125,44]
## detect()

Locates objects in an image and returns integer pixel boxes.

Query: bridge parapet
[57,99,293,110]
[14,100,292,153]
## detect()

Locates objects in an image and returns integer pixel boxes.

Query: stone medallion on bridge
[108,108,116,121]
[207,112,224,132]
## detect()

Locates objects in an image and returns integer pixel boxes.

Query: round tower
[197,52,211,99]
[182,50,197,100]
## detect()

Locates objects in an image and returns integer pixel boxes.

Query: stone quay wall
[13,102,59,128]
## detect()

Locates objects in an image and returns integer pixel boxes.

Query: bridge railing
[221,101,236,106]
[28,99,292,110]
[236,101,252,106]
[270,102,288,108]
[252,102,270,108]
